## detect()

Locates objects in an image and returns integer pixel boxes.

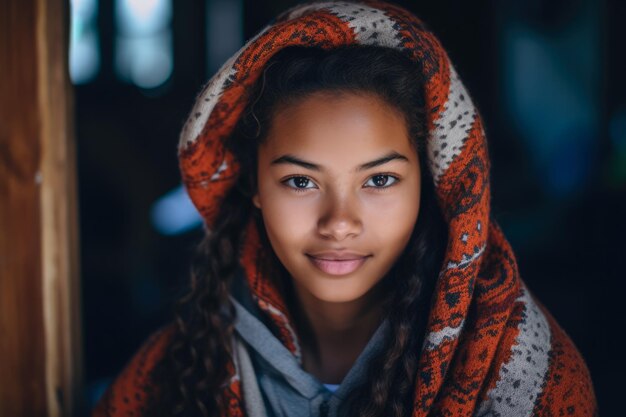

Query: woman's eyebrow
[270,151,409,171]
[357,151,409,171]
[271,154,320,171]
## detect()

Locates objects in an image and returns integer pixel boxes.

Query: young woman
[94,1,596,416]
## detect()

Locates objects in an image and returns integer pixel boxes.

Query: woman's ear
[252,193,261,209]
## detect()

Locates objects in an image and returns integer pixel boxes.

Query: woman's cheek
[363,188,419,217]
[262,191,319,239]
[361,189,420,239]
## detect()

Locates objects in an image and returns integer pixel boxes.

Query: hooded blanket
[94,1,597,416]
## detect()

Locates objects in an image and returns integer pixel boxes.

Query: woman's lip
[306,254,369,276]
[307,251,369,260]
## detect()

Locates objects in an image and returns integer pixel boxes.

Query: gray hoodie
[229,271,390,417]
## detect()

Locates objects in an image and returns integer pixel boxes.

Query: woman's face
[253,92,422,305]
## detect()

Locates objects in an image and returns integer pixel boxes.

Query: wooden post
[0,0,82,416]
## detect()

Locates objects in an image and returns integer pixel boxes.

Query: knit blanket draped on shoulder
[94,1,597,416]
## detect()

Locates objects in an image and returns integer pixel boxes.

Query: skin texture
[253,92,422,383]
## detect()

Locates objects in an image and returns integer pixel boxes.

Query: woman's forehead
[262,93,414,161]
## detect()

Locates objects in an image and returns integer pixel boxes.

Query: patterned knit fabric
[94,1,597,416]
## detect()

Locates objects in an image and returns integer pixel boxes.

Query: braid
[149,182,253,417]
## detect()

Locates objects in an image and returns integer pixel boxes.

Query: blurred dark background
[71,0,625,414]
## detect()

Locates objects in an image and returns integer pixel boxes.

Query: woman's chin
[303,280,374,305]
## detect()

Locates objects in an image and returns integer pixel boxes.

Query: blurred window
[115,0,173,89]
[69,0,100,84]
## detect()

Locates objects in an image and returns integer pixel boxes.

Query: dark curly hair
[149,45,448,417]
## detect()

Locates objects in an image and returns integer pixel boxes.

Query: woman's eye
[364,174,398,188]
[284,176,316,190]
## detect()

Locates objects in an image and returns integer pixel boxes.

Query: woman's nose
[316,192,363,241]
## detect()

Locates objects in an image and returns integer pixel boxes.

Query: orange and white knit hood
[173,1,596,415]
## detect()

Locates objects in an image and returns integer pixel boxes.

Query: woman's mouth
[306,253,370,276]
